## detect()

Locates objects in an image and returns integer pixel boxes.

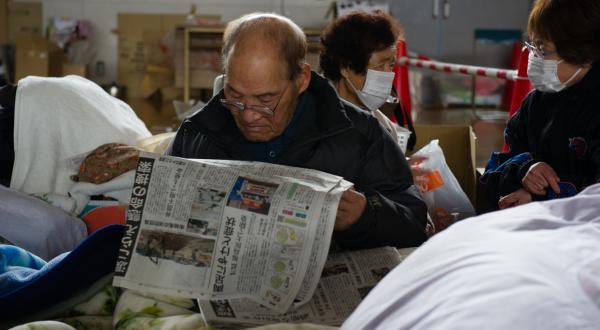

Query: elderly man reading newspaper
[166,13,428,250]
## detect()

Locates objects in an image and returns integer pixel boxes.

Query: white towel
[11,75,151,195]
[69,170,135,215]
[31,193,78,215]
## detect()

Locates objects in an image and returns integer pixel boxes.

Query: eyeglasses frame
[524,41,557,58]
[220,82,290,117]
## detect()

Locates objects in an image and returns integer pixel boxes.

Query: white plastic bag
[411,140,476,232]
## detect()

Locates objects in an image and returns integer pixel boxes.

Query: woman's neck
[333,79,366,111]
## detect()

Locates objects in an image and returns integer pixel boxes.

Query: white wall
[22,0,333,84]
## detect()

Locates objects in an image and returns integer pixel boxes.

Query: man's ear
[296,62,311,94]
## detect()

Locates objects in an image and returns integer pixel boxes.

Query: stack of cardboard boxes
[5,1,42,43]
[15,34,65,80]
[1,1,88,82]
[117,13,188,99]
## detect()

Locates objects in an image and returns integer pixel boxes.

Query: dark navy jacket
[167,72,428,249]
[482,64,600,206]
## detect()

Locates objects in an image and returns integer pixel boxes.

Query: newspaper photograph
[113,152,350,312]
[199,247,407,327]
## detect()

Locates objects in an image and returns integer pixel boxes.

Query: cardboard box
[160,86,182,102]
[7,1,42,42]
[62,63,87,77]
[117,14,190,98]
[140,66,173,98]
[410,124,477,205]
[15,35,65,81]
[0,0,8,45]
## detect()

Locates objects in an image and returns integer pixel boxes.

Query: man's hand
[498,188,532,209]
[335,189,367,231]
[522,162,560,196]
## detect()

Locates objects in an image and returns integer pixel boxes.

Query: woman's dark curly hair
[529,0,600,64]
[320,11,403,81]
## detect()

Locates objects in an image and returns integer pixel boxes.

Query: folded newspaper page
[113,153,351,312]
[199,247,408,327]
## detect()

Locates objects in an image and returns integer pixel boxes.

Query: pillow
[0,185,87,260]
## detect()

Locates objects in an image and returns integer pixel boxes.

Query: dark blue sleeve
[480,92,537,206]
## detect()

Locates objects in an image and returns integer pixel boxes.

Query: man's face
[223,50,302,142]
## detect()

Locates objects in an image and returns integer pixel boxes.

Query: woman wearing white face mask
[320,11,436,236]
[481,0,600,210]
[319,11,407,147]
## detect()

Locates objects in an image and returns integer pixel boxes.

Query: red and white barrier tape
[397,57,528,81]
[407,51,431,61]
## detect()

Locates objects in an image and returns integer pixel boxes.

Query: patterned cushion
[74,143,139,184]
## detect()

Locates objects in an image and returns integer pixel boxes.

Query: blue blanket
[0,224,124,324]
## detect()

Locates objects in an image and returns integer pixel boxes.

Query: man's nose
[240,108,263,123]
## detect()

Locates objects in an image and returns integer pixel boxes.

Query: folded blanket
[70,170,135,215]
[0,224,124,327]
[11,75,151,196]
[31,193,78,215]
[0,245,46,275]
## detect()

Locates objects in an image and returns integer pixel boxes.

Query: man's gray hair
[222,12,307,80]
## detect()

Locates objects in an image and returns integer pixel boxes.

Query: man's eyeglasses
[220,83,289,117]
[524,41,557,58]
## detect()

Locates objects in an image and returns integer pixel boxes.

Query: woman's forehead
[370,47,395,62]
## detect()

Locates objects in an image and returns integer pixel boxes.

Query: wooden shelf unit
[179,25,322,103]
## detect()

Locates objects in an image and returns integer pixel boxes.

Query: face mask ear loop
[342,73,360,94]
[343,72,375,110]
[562,67,583,87]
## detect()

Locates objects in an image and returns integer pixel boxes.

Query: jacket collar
[303,71,353,137]
[574,63,600,94]
[185,71,354,153]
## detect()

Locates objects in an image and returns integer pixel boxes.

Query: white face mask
[527,52,582,93]
[345,69,395,111]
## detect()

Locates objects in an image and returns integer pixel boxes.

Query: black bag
[0,84,17,187]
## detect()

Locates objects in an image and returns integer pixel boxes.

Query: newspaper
[112,152,351,312]
[199,247,409,328]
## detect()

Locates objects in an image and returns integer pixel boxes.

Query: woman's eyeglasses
[524,41,557,58]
